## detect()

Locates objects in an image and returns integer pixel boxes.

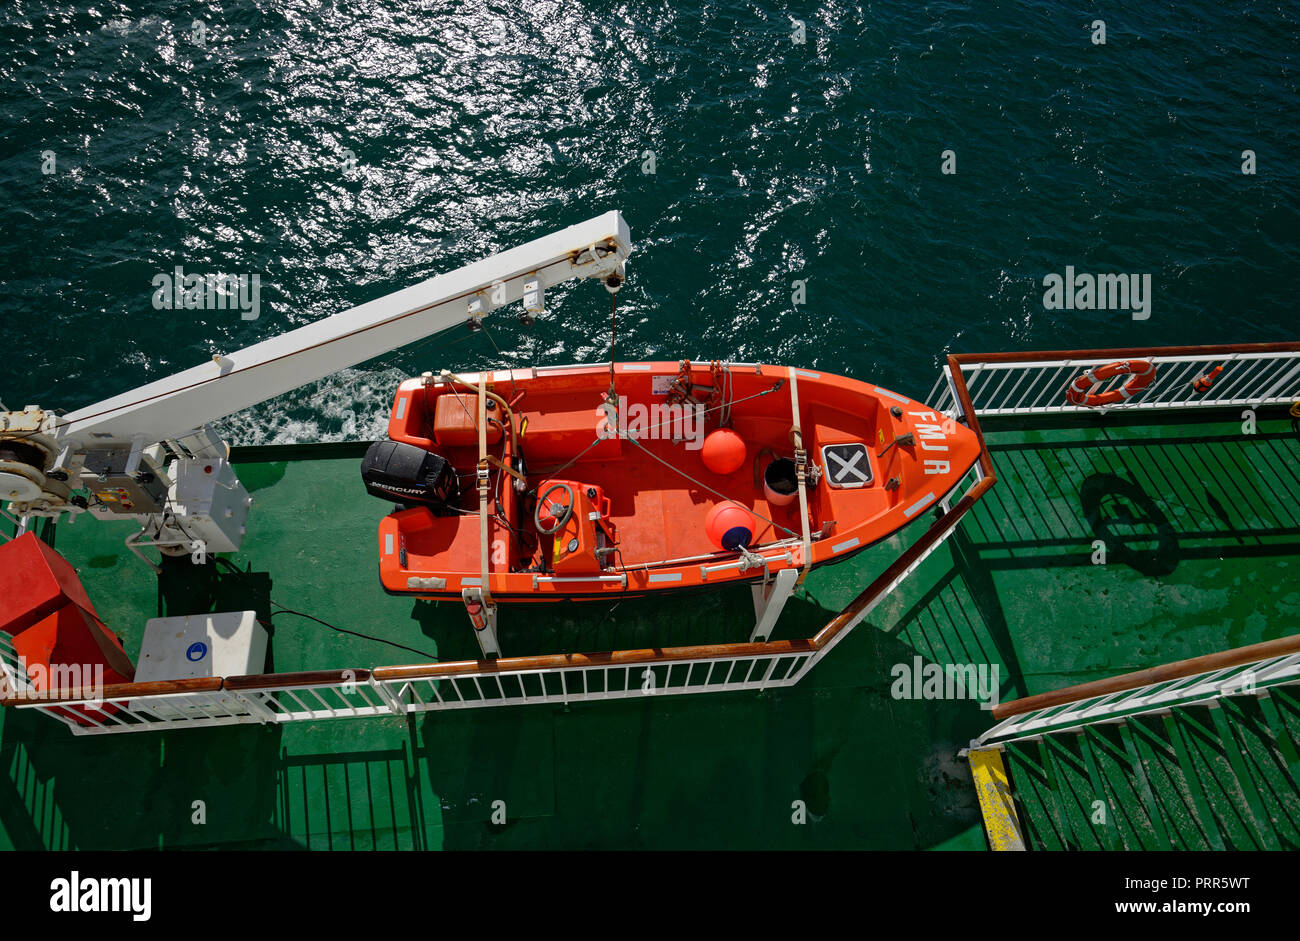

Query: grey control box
[78,448,168,514]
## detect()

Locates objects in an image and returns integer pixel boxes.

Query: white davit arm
[0,211,629,559]
[57,210,631,450]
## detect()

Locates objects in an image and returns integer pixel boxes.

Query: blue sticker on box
[186,642,208,662]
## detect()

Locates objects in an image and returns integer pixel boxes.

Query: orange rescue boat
[365,360,981,603]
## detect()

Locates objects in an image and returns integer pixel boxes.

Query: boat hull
[373,362,982,602]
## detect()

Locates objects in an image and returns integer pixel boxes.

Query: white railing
[372,651,816,713]
[9,650,822,735]
[3,373,997,735]
[7,462,992,736]
[926,344,1300,418]
[972,652,1300,748]
[11,342,1297,737]
[0,632,35,699]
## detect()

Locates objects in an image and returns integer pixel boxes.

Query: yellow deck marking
[968,748,1026,851]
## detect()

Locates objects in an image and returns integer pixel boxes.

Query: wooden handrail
[990,633,1300,720]
[371,640,815,682]
[14,346,1291,713]
[947,354,995,479]
[0,676,222,708]
[224,669,371,690]
[0,356,1001,704]
[812,479,993,648]
[812,356,995,649]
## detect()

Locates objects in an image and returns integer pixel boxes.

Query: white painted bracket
[750,566,798,642]
[462,587,501,659]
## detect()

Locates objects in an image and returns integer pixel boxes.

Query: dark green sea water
[1,1,1296,443]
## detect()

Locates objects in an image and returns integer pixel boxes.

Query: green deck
[2,409,1297,850]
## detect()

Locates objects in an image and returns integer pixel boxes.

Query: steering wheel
[534,482,576,535]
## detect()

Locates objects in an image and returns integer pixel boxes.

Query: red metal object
[0,533,135,714]
[11,603,131,722]
[0,531,99,634]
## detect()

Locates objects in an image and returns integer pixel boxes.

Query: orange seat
[520,406,621,463]
[433,394,504,448]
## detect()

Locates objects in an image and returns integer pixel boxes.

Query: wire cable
[269,607,438,660]
[622,434,799,539]
[212,557,439,659]
[608,293,618,391]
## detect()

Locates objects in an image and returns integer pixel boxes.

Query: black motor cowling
[361,440,459,511]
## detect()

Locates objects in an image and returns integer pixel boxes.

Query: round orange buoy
[705,501,755,551]
[1193,365,1223,393]
[701,428,747,475]
[1065,360,1156,407]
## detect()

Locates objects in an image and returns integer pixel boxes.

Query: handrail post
[228,689,278,724]
[370,676,407,717]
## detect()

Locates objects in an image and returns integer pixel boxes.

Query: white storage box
[131,611,268,719]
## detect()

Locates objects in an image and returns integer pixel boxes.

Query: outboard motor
[361,440,459,512]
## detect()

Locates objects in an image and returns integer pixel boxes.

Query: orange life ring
[1066,360,1156,407]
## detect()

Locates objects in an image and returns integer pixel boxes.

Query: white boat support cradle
[473,370,500,657]
[787,367,814,587]
[0,210,631,602]
[751,567,799,643]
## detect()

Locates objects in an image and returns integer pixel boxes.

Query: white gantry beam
[56,211,631,449]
